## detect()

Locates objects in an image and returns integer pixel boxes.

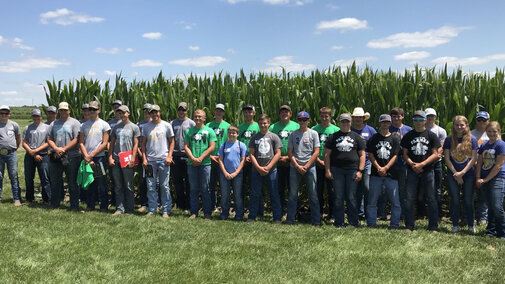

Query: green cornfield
[44,64,505,131]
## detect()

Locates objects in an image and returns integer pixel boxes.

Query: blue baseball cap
[297,111,310,119]
[476,111,490,120]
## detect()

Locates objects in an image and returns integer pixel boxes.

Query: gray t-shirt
[137,119,151,137]
[48,118,81,158]
[471,129,489,146]
[23,123,50,155]
[171,118,195,156]
[249,132,282,171]
[80,119,111,157]
[111,122,141,158]
[0,120,20,151]
[427,124,446,161]
[142,120,174,162]
[287,129,320,166]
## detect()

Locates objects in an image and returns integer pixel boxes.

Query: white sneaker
[451,226,459,233]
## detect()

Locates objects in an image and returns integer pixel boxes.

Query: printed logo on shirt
[410,137,429,156]
[258,137,271,156]
[213,128,225,138]
[450,144,470,164]
[191,131,208,143]
[55,125,72,142]
[482,149,496,170]
[242,130,254,139]
[335,136,354,152]
[279,130,290,139]
[319,133,327,143]
[376,141,392,159]
[84,125,103,138]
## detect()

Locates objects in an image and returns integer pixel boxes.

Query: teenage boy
[207,103,231,210]
[389,107,412,217]
[366,114,402,228]
[472,111,490,224]
[136,103,152,212]
[312,107,339,221]
[141,104,174,217]
[401,110,441,231]
[351,107,377,221]
[22,109,50,203]
[79,101,111,211]
[171,102,195,211]
[107,100,123,129]
[269,105,299,213]
[286,111,321,226]
[424,108,446,218]
[45,106,57,125]
[109,105,141,215]
[249,114,283,222]
[218,126,247,220]
[47,102,82,210]
[238,104,262,215]
[80,103,90,124]
[184,109,217,219]
[0,105,21,205]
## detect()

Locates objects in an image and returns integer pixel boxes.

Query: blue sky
[1,0,505,106]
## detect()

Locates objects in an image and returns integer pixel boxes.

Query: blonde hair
[194,109,206,118]
[486,121,502,138]
[450,116,472,157]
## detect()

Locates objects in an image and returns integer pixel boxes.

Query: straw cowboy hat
[351,107,370,121]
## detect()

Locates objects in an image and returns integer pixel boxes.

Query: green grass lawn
[1,118,505,283]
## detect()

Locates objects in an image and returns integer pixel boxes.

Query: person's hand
[377,166,387,176]
[192,157,201,167]
[109,156,115,166]
[476,178,485,189]
[88,160,95,166]
[316,159,325,169]
[245,156,251,163]
[165,156,173,166]
[325,170,333,180]
[354,171,363,182]
[55,147,65,157]
[454,175,464,185]
[142,159,148,168]
[412,162,424,174]
[84,154,93,164]
[127,159,135,168]
[34,154,43,162]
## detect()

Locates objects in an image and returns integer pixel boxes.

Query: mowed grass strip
[0,205,504,283]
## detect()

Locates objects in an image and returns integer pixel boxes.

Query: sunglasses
[413,117,425,122]
[476,118,488,122]
[297,118,309,122]
[0,112,9,115]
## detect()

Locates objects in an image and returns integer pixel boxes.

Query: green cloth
[77,160,94,189]
[238,122,259,154]
[206,120,230,155]
[184,126,218,166]
[269,120,299,156]
[312,124,340,160]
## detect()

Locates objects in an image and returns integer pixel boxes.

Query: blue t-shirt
[218,140,247,174]
[390,124,413,167]
[351,124,376,165]
[443,136,478,175]
[478,139,505,179]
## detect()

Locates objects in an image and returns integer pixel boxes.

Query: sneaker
[146,213,154,217]
[189,214,197,219]
[451,226,459,233]
[13,200,21,207]
[112,211,122,216]
[138,206,147,213]
[162,213,169,218]
[468,227,475,234]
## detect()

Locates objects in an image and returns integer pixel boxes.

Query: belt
[0,148,15,155]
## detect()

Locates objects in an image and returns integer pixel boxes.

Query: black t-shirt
[326,131,366,170]
[400,129,441,171]
[367,133,401,179]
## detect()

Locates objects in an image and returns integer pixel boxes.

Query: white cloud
[169,56,227,67]
[316,18,367,31]
[394,51,431,61]
[332,56,377,67]
[175,21,196,30]
[0,36,34,50]
[367,26,469,48]
[227,48,236,54]
[256,56,315,73]
[40,8,104,25]
[0,91,18,96]
[131,59,163,67]
[104,70,116,76]
[86,71,96,77]
[94,47,120,54]
[0,57,70,72]
[188,45,200,51]
[331,45,344,51]
[432,53,505,66]
[126,48,134,52]
[142,32,162,40]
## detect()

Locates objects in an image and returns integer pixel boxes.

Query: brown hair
[228,125,238,133]
[450,116,472,157]
[258,114,270,123]
[320,107,332,114]
[390,107,404,116]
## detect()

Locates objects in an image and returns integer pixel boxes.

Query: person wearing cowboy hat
[351,107,377,221]
[0,105,22,206]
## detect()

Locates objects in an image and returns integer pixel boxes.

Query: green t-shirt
[269,120,299,156]
[184,126,218,166]
[206,120,230,156]
[238,122,260,154]
[311,124,340,160]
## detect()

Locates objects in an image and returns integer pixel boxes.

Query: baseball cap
[81,103,90,110]
[142,103,152,111]
[112,100,122,106]
[279,105,291,112]
[58,102,69,110]
[150,104,161,112]
[0,105,10,111]
[297,111,310,119]
[379,114,392,122]
[178,102,188,110]
[413,110,426,118]
[47,106,57,113]
[117,105,130,113]
[31,109,42,116]
[89,101,101,110]
[476,111,490,120]
[242,104,255,111]
[425,108,437,116]
[339,113,352,121]
[215,103,225,111]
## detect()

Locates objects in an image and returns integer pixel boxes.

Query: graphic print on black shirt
[367,134,400,178]
[400,130,440,171]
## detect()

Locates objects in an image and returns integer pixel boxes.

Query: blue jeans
[242,163,264,216]
[476,185,488,222]
[49,155,80,210]
[220,171,244,220]
[405,169,438,230]
[367,176,401,227]
[447,173,475,227]
[287,166,320,225]
[187,164,212,216]
[356,163,371,219]
[0,151,21,202]
[147,160,172,214]
[249,168,282,221]
[24,154,50,202]
[331,167,359,227]
[112,160,135,213]
[483,177,505,238]
[86,156,109,210]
